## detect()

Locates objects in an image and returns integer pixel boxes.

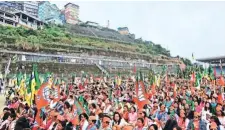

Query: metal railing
[0,50,176,66]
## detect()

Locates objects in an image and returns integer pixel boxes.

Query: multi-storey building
[0,8,18,27]
[38,1,63,25]
[0,1,38,18]
[15,11,43,30]
[64,3,79,25]
[0,1,23,11]
[22,1,39,18]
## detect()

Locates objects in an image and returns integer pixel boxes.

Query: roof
[64,3,79,8]
[196,55,225,64]
[86,21,99,24]
[118,27,129,31]
[14,11,43,23]
[38,1,48,5]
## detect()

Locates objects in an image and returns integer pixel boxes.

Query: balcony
[0,14,18,22]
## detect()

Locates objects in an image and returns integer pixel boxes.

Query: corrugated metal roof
[196,55,225,63]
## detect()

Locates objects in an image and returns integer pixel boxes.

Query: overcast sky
[52,1,225,59]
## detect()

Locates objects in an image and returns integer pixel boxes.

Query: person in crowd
[133,118,148,130]
[0,112,10,130]
[207,116,225,130]
[201,102,212,121]
[79,113,89,130]
[149,124,158,130]
[123,105,129,122]
[128,106,137,125]
[112,112,127,128]
[14,116,30,130]
[177,109,188,130]
[154,104,168,128]
[86,115,97,130]
[138,109,151,127]
[101,115,112,130]
[172,126,182,130]
[163,119,178,130]
[1,72,225,130]
[215,105,225,127]
[187,112,207,130]
[89,103,97,115]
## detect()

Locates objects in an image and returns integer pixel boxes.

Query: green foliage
[181,58,192,66]
[0,25,170,56]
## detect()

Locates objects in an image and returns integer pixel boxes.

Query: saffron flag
[71,98,85,125]
[219,76,225,86]
[218,94,223,104]
[214,67,217,78]
[52,85,60,102]
[191,72,195,82]
[133,72,150,109]
[35,83,51,125]
[35,83,51,109]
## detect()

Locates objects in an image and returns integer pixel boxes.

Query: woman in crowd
[134,118,148,130]
[79,113,89,130]
[128,106,137,125]
[149,124,158,130]
[207,116,225,130]
[1,75,225,130]
[201,102,212,121]
[215,105,225,128]
[89,103,97,115]
[163,119,178,130]
[123,105,129,122]
[112,112,127,128]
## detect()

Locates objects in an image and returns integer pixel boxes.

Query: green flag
[78,96,90,115]
[17,71,23,86]
[208,65,215,80]
[33,64,41,90]
[44,72,52,83]
[195,72,201,88]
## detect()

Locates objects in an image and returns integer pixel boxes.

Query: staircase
[95,63,109,76]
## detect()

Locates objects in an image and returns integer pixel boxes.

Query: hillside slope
[0,25,170,55]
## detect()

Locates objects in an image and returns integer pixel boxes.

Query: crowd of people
[0,75,224,130]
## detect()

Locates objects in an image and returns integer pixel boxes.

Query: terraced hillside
[0,25,171,56]
[0,24,182,75]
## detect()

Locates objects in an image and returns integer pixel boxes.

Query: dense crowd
[0,76,224,130]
